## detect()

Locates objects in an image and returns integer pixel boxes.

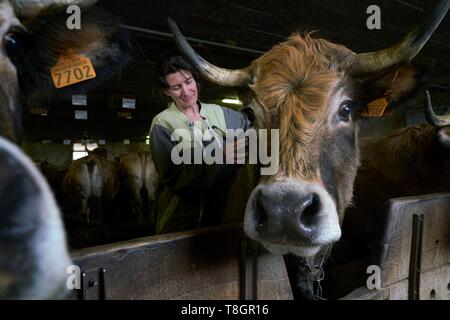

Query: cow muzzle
[243,180,341,257]
[0,136,71,299]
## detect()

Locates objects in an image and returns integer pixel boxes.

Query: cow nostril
[299,193,321,228]
[255,192,269,229]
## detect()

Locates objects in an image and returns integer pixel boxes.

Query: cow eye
[4,32,24,62]
[339,100,353,122]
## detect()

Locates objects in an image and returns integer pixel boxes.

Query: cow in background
[169,0,449,299]
[0,0,131,299]
[63,148,120,239]
[117,151,159,230]
[34,160,66,197]
[342,91,450,259]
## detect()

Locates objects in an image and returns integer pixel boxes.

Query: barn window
[72,142,98,160]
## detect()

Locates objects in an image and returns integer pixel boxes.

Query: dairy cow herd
[45,149,159,244]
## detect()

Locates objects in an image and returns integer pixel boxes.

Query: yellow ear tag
[51,54,96,88]
[361,97,389,117]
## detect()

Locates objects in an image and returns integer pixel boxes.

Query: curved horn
[12,0,98,18]
[425,90,450,127]
[351,0,450,74]
[167,17,252,87]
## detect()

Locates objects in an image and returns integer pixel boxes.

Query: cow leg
[145,156,159,231]
[129,197,143,226]
[129,183,144,225]
[146,187,156,231]
[80,197,89,242]
[135,194,144,226]
[98,197,110,240]
[97,196,102,223]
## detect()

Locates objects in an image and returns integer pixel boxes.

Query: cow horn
[425,90,450,127]
[167,17,252,87]
[12,0,98,18]
[350,0,450,74]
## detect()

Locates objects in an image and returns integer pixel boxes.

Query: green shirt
[149,102,252,234]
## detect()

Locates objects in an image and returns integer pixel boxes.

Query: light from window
[72,143,98,160]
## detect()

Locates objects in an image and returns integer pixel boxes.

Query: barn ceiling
[22,0,450,141]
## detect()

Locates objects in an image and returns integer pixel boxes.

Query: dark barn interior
[22,0,450,143]
[12,0,450,301]
[21,0,450,242]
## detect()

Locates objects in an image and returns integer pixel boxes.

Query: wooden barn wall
[22,142,73,170]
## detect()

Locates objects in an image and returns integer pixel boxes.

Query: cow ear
[438,126,450,147]
[241,99,267,129]
[16,6,132,99]
[373,65,420,103]
[355,61,430,108]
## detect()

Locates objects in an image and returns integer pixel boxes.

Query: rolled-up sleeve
[221,107,253,131]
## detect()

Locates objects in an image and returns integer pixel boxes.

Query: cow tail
[85,159,97,195]
[86,159,96,174]
[141,153,146,193]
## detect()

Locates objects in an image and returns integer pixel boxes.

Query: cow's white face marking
[0,136,72,299]
[244,180,341,257]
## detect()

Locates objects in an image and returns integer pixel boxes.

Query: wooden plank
[386,279,409,300]
[340,286,387,300]
[256,250,294,300]
[419,266,450,300]
[384,266,450,300]
[67,223,293,300]
[370,192,450,288]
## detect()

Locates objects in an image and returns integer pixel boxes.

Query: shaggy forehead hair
[251,33,354,180]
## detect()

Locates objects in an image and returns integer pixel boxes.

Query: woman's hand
[224,137,248,164]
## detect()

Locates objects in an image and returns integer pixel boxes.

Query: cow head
[169,0,449,257]
[0,0,130,299]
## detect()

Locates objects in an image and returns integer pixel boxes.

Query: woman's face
[164,69,198,110]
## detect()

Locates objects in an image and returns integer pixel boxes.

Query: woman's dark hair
[156,54,200,89]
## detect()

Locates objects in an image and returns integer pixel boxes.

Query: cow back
[118,150,159,199]
[63,153,120,199]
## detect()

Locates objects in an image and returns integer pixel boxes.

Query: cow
[117,151,159,229]
[34,160,65,194]
[342,91,450,260]
[168,0,449,299]
[63,148,120,239]
[0,0,130,299]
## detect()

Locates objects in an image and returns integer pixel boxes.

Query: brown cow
[34,160,65,193]
[117,151,159,229]
[0,0,130,299]
[63,148,120,238]
[342,91,450,258]
[169,1,449,299]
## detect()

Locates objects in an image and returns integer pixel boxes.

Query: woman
[149,54,252,234]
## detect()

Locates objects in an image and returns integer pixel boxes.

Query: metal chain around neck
[297,245,330,300]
